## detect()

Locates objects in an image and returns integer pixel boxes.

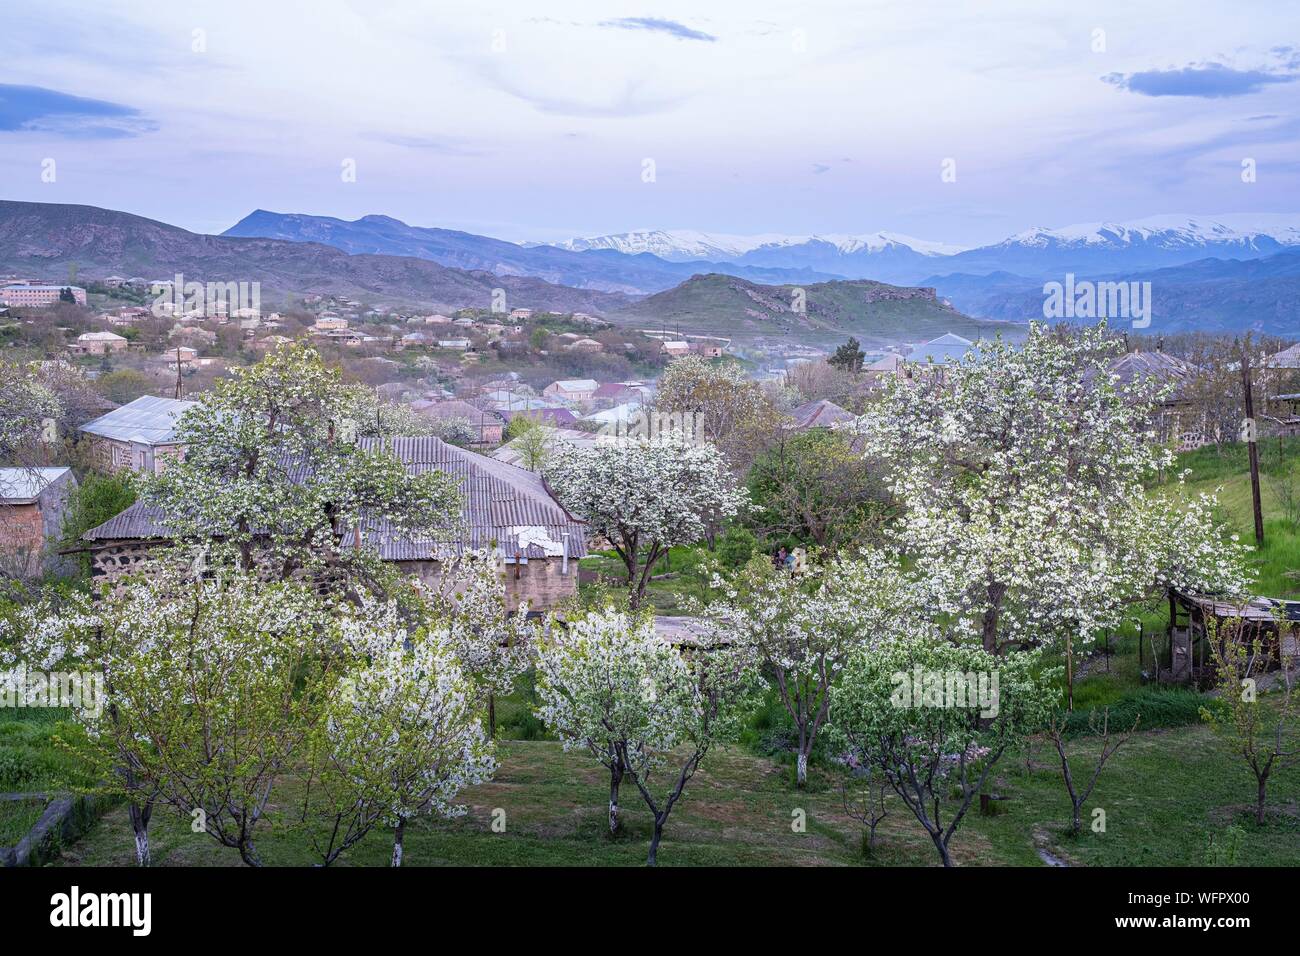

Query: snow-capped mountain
[943,214,1300,277]
[537,229,968,284]
[542,229,966,262]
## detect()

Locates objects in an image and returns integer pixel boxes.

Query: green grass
[0,709,100,794]
[0,796,48,845]
[51,719,1300,868]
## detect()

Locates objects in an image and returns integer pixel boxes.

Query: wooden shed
[1161,588,1300,687]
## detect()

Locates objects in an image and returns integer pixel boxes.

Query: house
[253,334,293,351]
[1263,343,1300,369]
[313,316,349,332]
[509,308,534,321]
[79,437,587,611]
[662,341,691,358]
[71,331,128,355]
[864,352,906,386]
[905,333,978,367]
[78,395,196,474]
[158,346,199,368]
[1086,349,1206,450]
[543,379,598,402]
[437,338,473,350]
[0,467,78,576]
[583,402,644,427]
[789,399,855,430]
[0,284,87,307]
[500,406,578,428]
[566,338,604,353]
[592,382,650,405]
[492,426,604,469]
[411,399,504,445]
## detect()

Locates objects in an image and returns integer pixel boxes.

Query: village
[2,270,1299,877]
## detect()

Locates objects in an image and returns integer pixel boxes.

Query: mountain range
[6,198,1300,337]
[539,215,1300,285]
[223,210,838,294]
[0,200,628,315]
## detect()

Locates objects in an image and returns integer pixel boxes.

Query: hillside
[608,273,1021,346]
[927,249,1300,336]
[0,200,629,314]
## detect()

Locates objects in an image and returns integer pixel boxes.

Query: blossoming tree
[545,434,746,609]
[5,564,334,866]
[832,635,1057,867]
[144,344,460,586]
[302,597,496,866]
[534,606,758,862]
[422,548,536,738]
[697,549,918,787]
[857,323,1252,657]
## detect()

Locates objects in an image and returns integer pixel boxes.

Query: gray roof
[0,467,73,503]
[906,333,977,365]
[1265,343,1300,369]
[790,399,855,430]
[79,395,197,445]
[1083,350,1202,402]
[82,436,587,562]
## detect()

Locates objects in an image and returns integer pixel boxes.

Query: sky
[2,0,1299,246]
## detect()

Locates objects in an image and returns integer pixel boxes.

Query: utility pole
[173,345,183,400]
[1240,334,1265,547]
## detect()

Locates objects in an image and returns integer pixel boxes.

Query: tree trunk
[609,762,624,835]
[392,818,405,867]
[488,694,496,740]
[129,802,151,867]
[796,751,808,788]
[932,831,953,867]
[647,816,665,866]
[1071,801,1082,836]
[1256,776,1268,826]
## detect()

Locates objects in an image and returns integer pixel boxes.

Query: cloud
[597,17,717,42]
[362,132,486,155]
[1103,63,1298,98]
[811,163,831,175]
[0,83,154,137]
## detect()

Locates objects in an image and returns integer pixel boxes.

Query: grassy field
[49,716,1298,868]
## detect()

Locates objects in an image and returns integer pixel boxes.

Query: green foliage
[829,336,865,372]
[95,369,153,405]
[715,524,756,567]
[59,473,137,576]
[1060,687,1210,737]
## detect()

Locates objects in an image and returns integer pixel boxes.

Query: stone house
[0,467,78,577]
[78,395,196,474]
[78,437,586,611]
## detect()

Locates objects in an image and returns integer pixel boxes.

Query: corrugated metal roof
[82,435,587,561]
[790,399,855,430]
[79,395,197,445]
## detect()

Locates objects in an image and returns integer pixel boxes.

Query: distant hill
[927,249,1300,336]
[223,210,838,294]
[608,273,1020,346]
[0,200,629,314]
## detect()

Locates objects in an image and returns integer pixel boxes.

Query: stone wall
[396,556,577,612]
